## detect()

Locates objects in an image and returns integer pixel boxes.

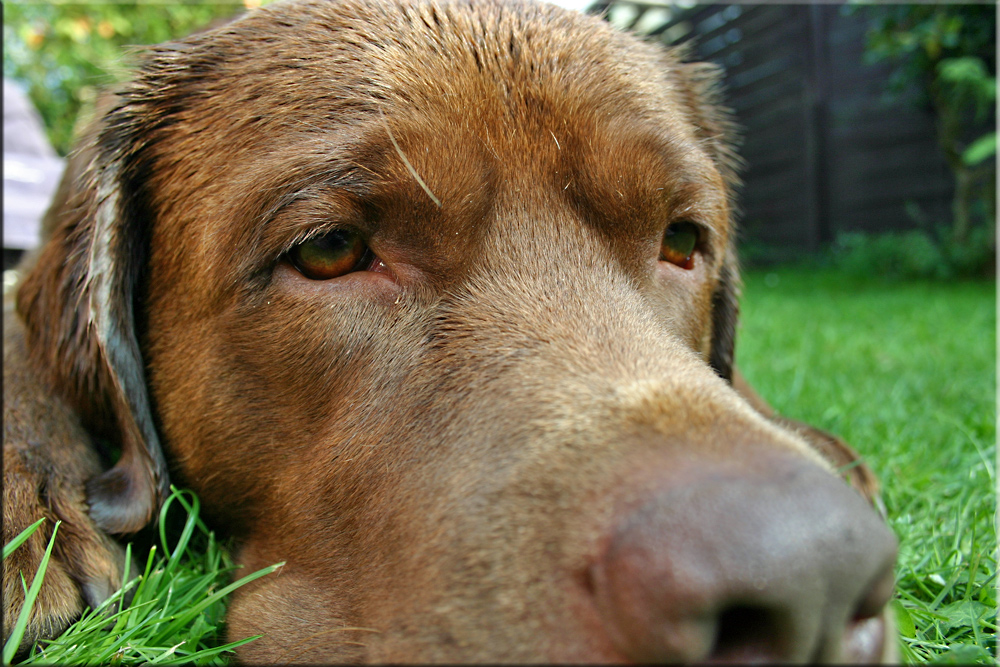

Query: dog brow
[380,110,442,209]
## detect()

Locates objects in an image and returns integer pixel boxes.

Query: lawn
[738,267,996,664]
[7,267,996,664]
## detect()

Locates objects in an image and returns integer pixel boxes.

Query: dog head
[18,0,896,661]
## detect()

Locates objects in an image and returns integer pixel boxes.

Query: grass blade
[3,521,60,665]
[2,519,46,560]
[159,561,284,638]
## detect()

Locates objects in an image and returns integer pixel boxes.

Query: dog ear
[16,102,170,535]
[664,55,744,382]
[708,250,739,382]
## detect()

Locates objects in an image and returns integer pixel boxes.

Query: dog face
[17,0,896,661]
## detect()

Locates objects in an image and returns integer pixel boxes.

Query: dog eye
[660,222,700,270]
[289,229,372,280]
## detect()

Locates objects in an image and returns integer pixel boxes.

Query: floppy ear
[666,55,744,382]
[708,250,739,382]
[16,103,170,535]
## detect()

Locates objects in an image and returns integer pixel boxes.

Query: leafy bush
[830,228,994,280]
[832,231,947,279]
[3,4,248,155]
[854,5,996,249]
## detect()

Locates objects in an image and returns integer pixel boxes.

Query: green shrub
[830,228,993,280]
[3,4,246,155]
[833,230,947,279]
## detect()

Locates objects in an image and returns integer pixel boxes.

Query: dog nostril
[587,458,898,663]
[840,566,895,662]
[709,604,788,662]
[582,562,597,596]
[853,565,896,621]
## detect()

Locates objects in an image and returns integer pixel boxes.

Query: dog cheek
[646,272,714,356]
[148,291,423,519]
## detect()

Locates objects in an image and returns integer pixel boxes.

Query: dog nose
[587,458,897,663]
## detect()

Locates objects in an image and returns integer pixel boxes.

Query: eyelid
[666,219,706,243]
[672,217,716,251]
[265,186,371,261]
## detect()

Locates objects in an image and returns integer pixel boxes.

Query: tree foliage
[855,4,995,258]
[3,3,250,155]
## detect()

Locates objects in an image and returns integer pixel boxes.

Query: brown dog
[3,0,897,661]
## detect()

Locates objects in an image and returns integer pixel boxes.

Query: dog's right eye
[660,222,700,270]
[288,230,374,280]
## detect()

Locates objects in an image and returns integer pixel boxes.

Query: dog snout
[586,456,898,664]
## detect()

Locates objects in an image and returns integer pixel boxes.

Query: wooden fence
[589,2,957,253]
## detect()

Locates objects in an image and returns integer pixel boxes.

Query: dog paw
[3,446,129,655]
[4,309,129,655]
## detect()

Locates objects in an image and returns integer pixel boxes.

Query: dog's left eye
[660,222,700,270]
[289,230,374,280]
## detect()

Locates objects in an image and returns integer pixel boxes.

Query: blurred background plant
[850,4,995,278]
[3,3,253,155]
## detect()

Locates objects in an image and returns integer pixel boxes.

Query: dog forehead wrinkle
[251,156,372,235]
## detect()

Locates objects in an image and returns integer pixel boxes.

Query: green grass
[5,488,280,665]
[5,267,995,664]
[738,268,996,664]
